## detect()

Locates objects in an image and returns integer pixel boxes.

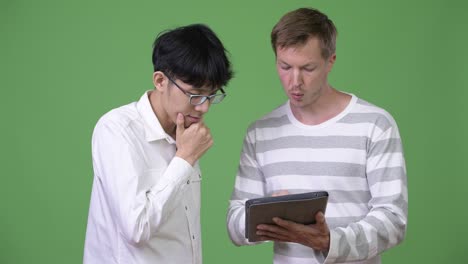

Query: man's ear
[153,71,167,92]
[326,54,336,73]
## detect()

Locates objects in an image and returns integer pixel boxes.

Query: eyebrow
[277,59,317,68]
[188,87,222,95]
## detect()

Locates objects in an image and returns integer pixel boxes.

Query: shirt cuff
[151,156,195,192]
[323,229,340,263]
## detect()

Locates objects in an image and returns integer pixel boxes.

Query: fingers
[257,222,289,237]
[271,190,289,197]
[258,214,330,250]
[191,122,212,144]
[256,224,290,241]
[176,113,185,135]
[175,116,213,165]
[316,211,325,224]
[273,217,303,232]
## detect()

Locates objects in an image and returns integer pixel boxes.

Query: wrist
[322,234,330,251]
[175,152,196,166]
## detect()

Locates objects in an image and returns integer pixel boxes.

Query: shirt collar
[136,91,175,144]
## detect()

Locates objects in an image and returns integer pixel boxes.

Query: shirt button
[186,180,190,184]
[192,235,195,239]
[185,206,188,210]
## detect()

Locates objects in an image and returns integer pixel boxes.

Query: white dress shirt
[84,91,202,264]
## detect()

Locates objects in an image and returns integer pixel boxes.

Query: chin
[289,99,306,107]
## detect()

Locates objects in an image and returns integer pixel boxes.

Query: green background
[1,0,467,263]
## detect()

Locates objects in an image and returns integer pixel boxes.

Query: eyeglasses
[165,74,226,106]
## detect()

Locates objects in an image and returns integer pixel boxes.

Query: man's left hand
[256,211,330,252]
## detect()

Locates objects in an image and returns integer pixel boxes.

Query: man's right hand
[175,113,213,166]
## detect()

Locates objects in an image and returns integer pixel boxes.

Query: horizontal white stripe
[326,202,370,218]
[345,226,360,259]
[367,153,405,171]
[354,103,393,117]
[248,123,378,141]
[235,176,264,195]
[268,175,369,192]
[369,179,403,197]
[258,148,367,165]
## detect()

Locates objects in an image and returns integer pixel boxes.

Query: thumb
[316,211,326,225]
[176,113,185,135]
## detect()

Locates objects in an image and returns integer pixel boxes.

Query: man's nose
[291,69,303,87]
[195,98,211,114]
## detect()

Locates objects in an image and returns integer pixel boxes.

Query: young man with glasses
[227,8,407,263]
[84,24,232,264]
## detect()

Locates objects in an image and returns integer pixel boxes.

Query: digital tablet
[245,191,329,242]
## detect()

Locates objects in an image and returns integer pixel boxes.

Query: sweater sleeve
[325,119,408,263]
[227,124,267,246]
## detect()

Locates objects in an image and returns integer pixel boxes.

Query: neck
[149,90,176,138]
[290,86,351,125]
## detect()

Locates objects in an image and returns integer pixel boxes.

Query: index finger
[273,217,302,232]
[176,113,185,134]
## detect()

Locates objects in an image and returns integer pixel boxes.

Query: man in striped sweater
[226,8,407,264]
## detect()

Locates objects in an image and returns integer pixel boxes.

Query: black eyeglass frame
[164,73,226,106]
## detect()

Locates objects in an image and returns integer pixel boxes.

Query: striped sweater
[227,94,407,264]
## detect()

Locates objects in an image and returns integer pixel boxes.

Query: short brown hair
[271,8,337,59]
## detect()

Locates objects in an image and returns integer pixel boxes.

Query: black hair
[152,24,233,90]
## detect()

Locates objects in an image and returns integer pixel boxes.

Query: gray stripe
[369,138,403,157]
[367,167,406,186]
[339,113,392,132]
[231,188,263,200]
[364,215,389,253]
[349,222,369,259]
[370,194,408,216]
[329,190,372,204]
[335,228,352,262]
[237,165,265,182]
[257,136,368,153]
[254,115,290,129]
[262,162,366,178]
[380,209,406,242]
[274,242,325,260]
[268,189,372,204]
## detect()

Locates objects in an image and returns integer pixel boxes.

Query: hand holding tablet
[245,191,329,242]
